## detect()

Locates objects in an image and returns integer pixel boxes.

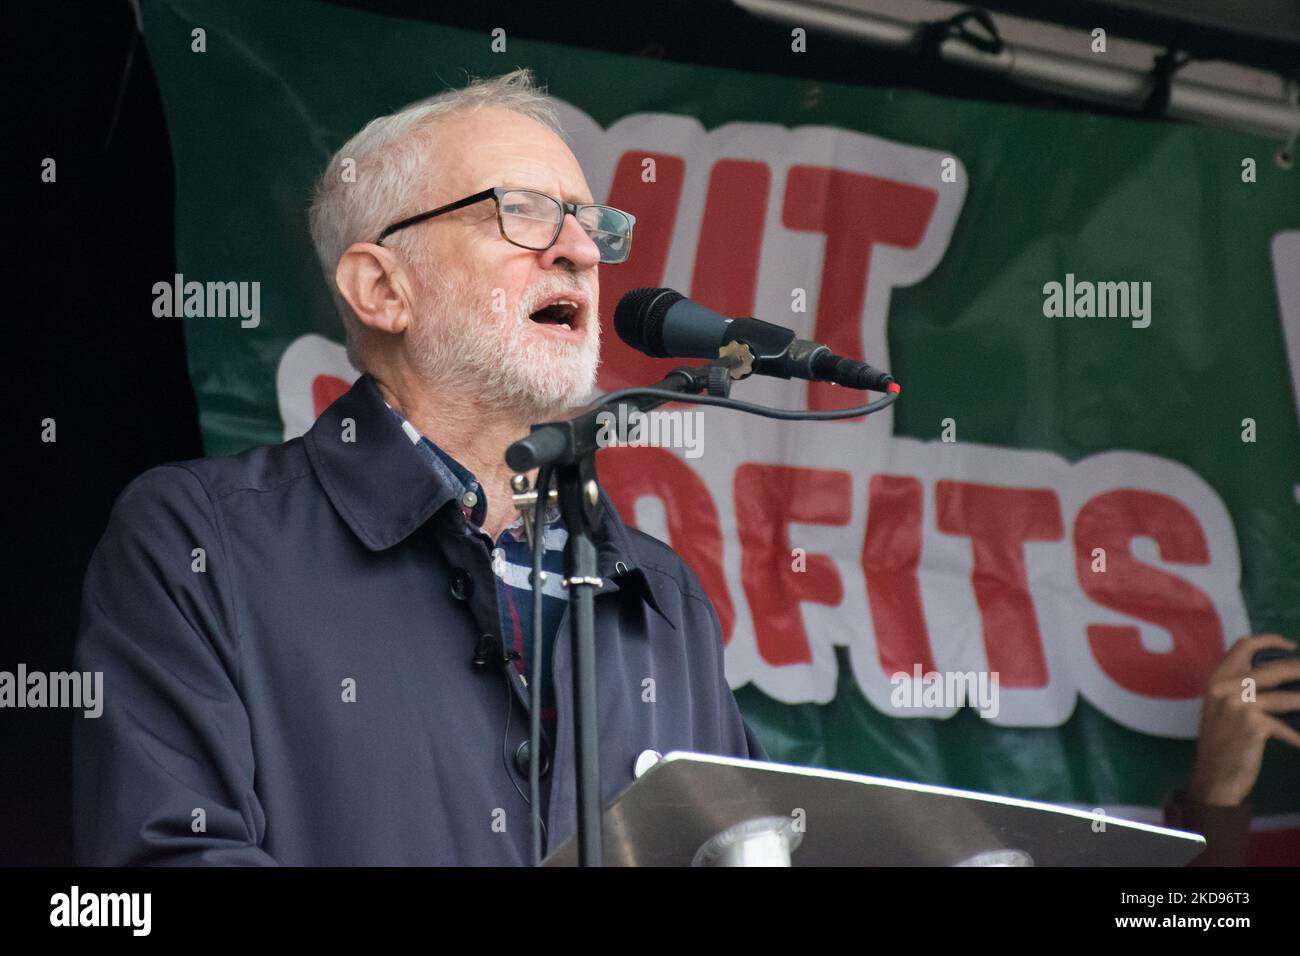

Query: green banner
[139,0,1300,852]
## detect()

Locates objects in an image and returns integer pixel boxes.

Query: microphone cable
[592,382,900,422]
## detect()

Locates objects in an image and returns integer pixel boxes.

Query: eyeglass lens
[499,190,632,263]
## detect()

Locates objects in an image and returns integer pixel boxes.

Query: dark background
[6,0,1299,866]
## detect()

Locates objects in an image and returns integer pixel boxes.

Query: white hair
[307,68,565,369]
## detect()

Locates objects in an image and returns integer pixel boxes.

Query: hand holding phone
[1187,635,1300,806]
[1250,644,1300,735]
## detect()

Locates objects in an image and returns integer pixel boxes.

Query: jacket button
[449,568,473,601]
[514,739,550,778]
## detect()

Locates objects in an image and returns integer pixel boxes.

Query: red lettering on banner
[863,474,936,675]
[598,152,686,392]
[690,159,769,316]
[1075,490,1223,698]
[935,481,1063,687]
[599,447,736,643]
[735,464,851,666]
[782,166,938,412]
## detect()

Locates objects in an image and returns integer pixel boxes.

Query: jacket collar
[303,373,457,553]
[304,373,673,626]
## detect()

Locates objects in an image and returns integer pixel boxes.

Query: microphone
[614,288,897,392]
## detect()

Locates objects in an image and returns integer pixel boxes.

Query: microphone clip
[721,317,800,377]
[473,636,521,671]
[715,341,754,383]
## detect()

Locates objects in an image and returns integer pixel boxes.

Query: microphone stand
[506,360,736,867]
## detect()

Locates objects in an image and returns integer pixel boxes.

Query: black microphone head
[614,288,683,358]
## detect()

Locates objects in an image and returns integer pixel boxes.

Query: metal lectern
[542,752,1207,866]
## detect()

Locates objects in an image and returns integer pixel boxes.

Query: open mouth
[528,294,585,333]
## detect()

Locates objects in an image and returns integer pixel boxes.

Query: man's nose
[540,212,601,272]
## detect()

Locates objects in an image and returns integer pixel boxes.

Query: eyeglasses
[375,186,636,264]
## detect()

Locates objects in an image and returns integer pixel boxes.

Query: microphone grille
[614,287,682,357]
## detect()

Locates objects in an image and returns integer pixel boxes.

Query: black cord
[529,464,552,866]
[499,656,548,842]
[593,384,899,421]
[499,662,527,803]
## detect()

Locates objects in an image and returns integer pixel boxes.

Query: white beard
[406,269,601,418]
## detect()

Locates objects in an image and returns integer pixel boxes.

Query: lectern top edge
[652,751,1205,847]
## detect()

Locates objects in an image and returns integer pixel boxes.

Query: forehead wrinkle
[443,112,591,203]
[466,148,591,202]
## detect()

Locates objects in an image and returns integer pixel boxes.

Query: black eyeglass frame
[374,186,635,262]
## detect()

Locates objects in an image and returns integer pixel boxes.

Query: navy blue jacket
[73,373,764,865]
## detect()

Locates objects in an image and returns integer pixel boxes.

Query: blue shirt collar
[383,402,492,529]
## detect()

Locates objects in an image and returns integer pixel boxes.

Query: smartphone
[1251,646,1300,735]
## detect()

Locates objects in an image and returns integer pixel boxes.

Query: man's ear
[334,242,415,335]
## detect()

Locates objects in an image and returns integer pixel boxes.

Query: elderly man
[73,69,764,866]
